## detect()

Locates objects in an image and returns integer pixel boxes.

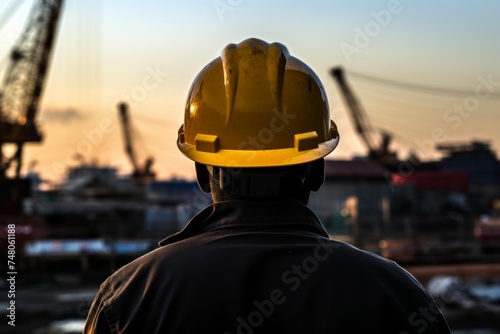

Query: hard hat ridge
[220,38,290,124]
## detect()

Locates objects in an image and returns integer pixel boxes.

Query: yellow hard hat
[177,38,339,167]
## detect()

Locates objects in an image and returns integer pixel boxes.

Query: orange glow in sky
[1,0,499,182]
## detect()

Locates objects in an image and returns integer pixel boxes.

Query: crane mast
[331,66,398,168]
[0,0,64,178]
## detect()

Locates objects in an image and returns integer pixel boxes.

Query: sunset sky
[1,0,499,183]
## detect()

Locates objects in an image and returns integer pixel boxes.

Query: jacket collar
[159,199,328,246]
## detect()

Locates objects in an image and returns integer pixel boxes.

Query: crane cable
[346,69,500,99]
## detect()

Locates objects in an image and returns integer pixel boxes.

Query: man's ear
[195,162,211,194]
[309,158,325,192]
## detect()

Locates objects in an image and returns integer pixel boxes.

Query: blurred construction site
[1,1,500,333]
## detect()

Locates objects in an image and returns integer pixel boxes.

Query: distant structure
[117,102,156,183]
[29,165,208,239]
[437,141,500,212]
[0,0,64,178]
[0,0,64,229]
[330,67,399,170]
[309,159,391,243]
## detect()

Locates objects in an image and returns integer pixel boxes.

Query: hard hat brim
[177,135,339,168]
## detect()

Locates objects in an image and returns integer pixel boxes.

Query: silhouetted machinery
[0,0,64,220]
[331,67,399,169]
[0,0,64,179]
[117,102,155,183]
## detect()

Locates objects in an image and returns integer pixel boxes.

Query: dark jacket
[84,199,451,333]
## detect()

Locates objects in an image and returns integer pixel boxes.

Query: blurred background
[0,0,499,333]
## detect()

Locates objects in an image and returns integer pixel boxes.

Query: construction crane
[331,66,399,169]
[0,0,64,179]
[117,102,155,183]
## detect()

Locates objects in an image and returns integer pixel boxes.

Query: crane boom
[0,0,64,178]
[117,102,155,182]
[118,102,139,173]
[331,67,377,152]
[331,66,398,167]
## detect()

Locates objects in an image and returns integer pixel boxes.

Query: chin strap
[206,165,310,197]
